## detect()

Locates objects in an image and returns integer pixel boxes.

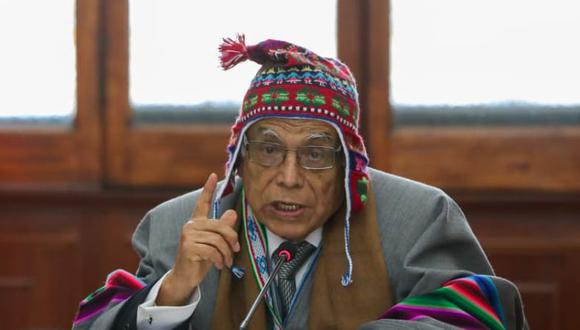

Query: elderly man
[73,36,527,330]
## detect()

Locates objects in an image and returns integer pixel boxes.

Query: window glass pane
[0,0,76,125]
[391,0,580,126]
[130,0,337,124]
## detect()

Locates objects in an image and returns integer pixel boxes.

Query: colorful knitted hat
[212,35,369,286]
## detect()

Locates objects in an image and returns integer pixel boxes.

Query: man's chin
[255,212,312,240]
[267,223,309,242]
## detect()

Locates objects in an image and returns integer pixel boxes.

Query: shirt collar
[266,227,322,258]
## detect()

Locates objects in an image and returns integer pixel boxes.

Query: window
[390,0,580,127]
[104,0,342,187]
[361,0,580,191]
[0,0,347,188]
[0,0,100,187]
[129,0,337,125]
[0,0,75,126]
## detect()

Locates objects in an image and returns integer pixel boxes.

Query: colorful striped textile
[381,275,506,330]
[72,269,145,328]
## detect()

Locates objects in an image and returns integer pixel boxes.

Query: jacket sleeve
[365,274,527,330]
[358,276,527,330]
[369,175,527,330]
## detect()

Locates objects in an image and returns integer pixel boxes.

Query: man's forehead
[248,118,337,139]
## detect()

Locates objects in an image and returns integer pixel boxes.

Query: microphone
[240,242,297,330]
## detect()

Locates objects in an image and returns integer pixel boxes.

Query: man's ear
[339,150,347,168]
[235,157,244,177]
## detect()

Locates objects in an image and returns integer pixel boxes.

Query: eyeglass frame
[241,137,343,170]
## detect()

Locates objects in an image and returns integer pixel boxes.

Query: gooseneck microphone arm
[240,242,296,330]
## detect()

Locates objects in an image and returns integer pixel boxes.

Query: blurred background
[1,0,579,329]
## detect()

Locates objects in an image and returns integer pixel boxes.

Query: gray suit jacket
[94,168,526,329]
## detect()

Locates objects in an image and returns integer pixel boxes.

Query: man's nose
[276,151,303,188]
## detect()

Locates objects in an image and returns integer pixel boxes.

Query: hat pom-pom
[219,34,249,70]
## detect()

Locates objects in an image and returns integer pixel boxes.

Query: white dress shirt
[136,227,322,329]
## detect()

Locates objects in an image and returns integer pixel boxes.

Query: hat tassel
[219,34,249,70]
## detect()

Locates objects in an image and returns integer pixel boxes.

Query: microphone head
[277,241,298,262]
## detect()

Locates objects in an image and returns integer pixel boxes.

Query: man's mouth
[275,201,301,211]
[270,201,305,217]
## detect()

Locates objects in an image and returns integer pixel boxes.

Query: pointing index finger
[192,173,218,218]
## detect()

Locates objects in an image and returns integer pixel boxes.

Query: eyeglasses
[243,140,342,170]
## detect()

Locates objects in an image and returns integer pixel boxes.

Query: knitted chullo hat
[212,35,369,286]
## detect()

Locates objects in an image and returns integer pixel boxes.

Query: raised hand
[157,173,240,306]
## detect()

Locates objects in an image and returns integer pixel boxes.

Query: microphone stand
[240,245,294,330]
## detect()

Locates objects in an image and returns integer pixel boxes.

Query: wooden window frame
[362,0,580,192]
[2,0,577,192]
[0,0,101,189]
[103,0,360,187]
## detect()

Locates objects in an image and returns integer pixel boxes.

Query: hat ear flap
[349,172,369,213]
[347,150,369,213]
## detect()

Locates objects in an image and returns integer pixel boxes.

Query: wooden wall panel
[390,127,580,192]
[487,253,563,329]
[461,192,580,330]
[0,217,81,329]
[0,277,32,330]
[517,282,559,330]
[0,189,578,329]
[0,189,173,330]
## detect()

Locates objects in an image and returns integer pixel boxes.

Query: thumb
[220,209,238,228]
[221,209,240,252]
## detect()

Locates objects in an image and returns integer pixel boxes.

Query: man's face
[239,118,345,241]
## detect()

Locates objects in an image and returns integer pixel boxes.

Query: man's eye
[261,144,278,154]
[307,148,323,160]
